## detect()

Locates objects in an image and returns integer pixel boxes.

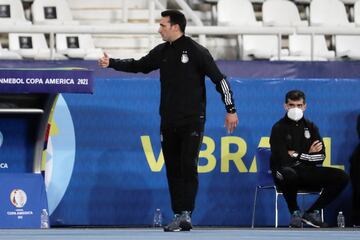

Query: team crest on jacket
[304,128,311,139]
[181,51,189,63]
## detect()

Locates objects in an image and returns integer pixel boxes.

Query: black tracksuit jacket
[270,115,325,171]
[108,35,236,127]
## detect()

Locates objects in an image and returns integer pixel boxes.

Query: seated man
[270,90,348,228]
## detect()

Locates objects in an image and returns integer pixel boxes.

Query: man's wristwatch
[228,107,236,114]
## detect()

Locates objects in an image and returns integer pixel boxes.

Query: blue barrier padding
[47,77,359,227]
[0,68,93,93]
[0,61,359,227]
[0,117,35,173]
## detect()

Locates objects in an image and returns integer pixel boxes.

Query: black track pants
[161,121,204,214]
[273,165,349,213]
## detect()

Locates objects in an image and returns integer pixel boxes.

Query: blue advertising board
[45,76,359,227]
[0,67,94,228]
[0,60,359,227]
[0,173,48,228]
[0,118,34,172]
[0,68,93,93]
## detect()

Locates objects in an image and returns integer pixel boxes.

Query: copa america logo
[10,189,27,208]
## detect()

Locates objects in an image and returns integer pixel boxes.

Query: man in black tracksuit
[98,10,238,231]
[270,90,348,228]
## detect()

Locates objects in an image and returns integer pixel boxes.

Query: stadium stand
[0,0,31,59]
[68,0,166,24]
[67,0,166,59]
[0,42,22,59]
[217,0,262,26]
[217,0,289,59]
[0,0,359,60]
[31,0,79,25]
[8,33,66,59]
[260,0,333,60]
[335,35,360,59]
[310,0,354,26]
[55,34,103,60]
[262,0,307,27]
[287,35,335,60]
[307,0,360,59]
[0,0,31,25]
[354,0,360,26]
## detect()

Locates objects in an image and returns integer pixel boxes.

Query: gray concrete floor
[0,228,360,240]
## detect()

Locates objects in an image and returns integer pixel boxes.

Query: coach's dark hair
[285,90,306,103]
[161,10,186,33]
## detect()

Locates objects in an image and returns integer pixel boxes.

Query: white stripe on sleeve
[300,153,325,162]
[220,79,232,105]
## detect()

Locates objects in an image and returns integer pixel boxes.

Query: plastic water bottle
[40,209,50,229]
[337,211,345,228]
[153,208,162,227]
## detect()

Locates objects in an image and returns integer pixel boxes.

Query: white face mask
[287,107,303,121]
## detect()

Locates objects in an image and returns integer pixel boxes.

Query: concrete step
[71,9,163,22]
[68,0,168,10]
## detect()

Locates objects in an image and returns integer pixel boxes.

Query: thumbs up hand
[98,52,110,68]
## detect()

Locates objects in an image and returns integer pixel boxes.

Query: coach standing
[98,9,238,232]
